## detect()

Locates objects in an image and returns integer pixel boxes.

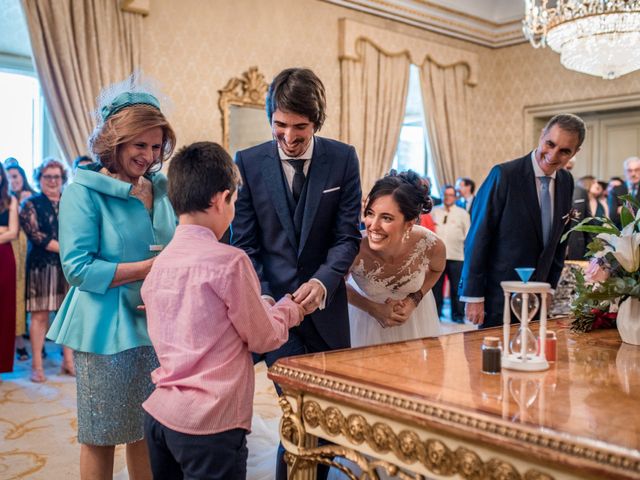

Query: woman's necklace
[100,168,153,210]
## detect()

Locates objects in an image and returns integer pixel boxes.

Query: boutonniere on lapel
[563,208,581,226]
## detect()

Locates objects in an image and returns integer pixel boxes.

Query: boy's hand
[284,294,307,321]
[136,304,146,311]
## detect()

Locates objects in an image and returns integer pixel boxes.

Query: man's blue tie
[540,176,552,247]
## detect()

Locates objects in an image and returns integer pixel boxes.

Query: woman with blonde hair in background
[47,75,177,480]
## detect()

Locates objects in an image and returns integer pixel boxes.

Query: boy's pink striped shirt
[141,224,301,435]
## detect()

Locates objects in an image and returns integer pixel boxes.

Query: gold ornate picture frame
[218,66,270,153]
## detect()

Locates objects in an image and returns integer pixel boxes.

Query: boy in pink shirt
[141,142,304,479]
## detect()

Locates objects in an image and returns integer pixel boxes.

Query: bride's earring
[403,229,410,242]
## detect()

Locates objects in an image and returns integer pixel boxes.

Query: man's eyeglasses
[443,215,448,224]
[42,175,62,181]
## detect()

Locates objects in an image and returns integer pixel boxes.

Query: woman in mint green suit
[47,78,177,478]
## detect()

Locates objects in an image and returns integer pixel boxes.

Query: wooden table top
[269,319,640,478]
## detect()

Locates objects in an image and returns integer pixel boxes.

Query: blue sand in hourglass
[515,267,535,283]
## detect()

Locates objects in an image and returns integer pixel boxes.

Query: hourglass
[501,273,550,372]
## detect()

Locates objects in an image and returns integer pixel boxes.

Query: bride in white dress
[328,171,445,480]
[347,170,445,347]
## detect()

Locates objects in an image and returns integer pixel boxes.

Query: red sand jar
[538,331,557,362]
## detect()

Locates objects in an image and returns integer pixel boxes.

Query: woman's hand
[142,257,156,277]
[110,256,157,288]
[389,298,417,325]
[369,299,410,328]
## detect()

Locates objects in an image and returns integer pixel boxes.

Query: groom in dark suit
[232,68,361,478]
[460,113,585,328]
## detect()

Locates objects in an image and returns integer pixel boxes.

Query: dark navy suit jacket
[231,137,362,350]
[459,153,574,327]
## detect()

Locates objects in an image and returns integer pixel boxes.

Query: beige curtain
[21,0,143,164]
[419,61,472,187]
[341,40,411,196]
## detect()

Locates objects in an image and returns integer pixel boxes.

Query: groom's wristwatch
[407,290,424,307]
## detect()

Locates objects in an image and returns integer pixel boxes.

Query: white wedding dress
[329,227,442,480]
[348,226,441,347]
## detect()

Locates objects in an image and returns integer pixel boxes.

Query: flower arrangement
[563,194,640,332]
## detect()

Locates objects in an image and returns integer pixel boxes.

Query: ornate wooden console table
[268,319,640,479]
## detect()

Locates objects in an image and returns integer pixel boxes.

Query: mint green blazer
[47,167,176,354]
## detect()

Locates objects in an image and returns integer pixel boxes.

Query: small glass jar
[482,336,502,374]
[538,331,557,362]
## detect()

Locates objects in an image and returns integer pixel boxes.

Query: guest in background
[47,76,177,480]
[566,176,591,260]
[142,141,303,480]
[0,163,19,377]
[582,176,609,218]
[455,176,475,213]
[460,114,584,327]
[418,177,436,232]
[624,156,640,198]
[419,209,436,232]
[4,159,34,361]
[72,155,93,173]
[19,158,70,382]
[596,180,609,209]
[5,158,37,202]
[568,176,611,260]
[431,184,470,323]
[609,157,640,227]
[607,176,624,192]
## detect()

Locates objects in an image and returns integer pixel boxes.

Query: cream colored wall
[142,0,640,186]
[474,43,640,181]
[141,0,485,159]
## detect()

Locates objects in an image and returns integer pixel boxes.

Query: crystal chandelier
[523,0,640,79]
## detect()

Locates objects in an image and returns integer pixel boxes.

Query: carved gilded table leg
[279,392,429,480]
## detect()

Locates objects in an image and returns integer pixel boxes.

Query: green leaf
[619,193,640,210]
[621,206,634,228]
[572,225,619,235]
[598,216,622,231]
[586,239,604,256]
[561,216,621,242]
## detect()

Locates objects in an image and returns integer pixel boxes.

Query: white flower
[597,223,640,273]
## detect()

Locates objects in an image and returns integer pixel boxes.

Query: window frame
[0,52,62,181]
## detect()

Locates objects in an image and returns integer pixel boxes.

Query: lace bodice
[350,227,438,303]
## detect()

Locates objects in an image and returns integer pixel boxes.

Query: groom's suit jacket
[459,153,574,327]
[232,137,362,350]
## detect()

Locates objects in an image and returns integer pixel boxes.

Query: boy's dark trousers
[144,413,248,480]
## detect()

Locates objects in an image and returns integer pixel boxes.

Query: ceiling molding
[323,0,527,48]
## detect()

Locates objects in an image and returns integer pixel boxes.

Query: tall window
[0,68,61,182]
[392,64,440,198]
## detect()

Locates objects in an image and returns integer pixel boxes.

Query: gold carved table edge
[268,361,640,480]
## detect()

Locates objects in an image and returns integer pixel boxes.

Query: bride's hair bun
[365,169,434,222]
